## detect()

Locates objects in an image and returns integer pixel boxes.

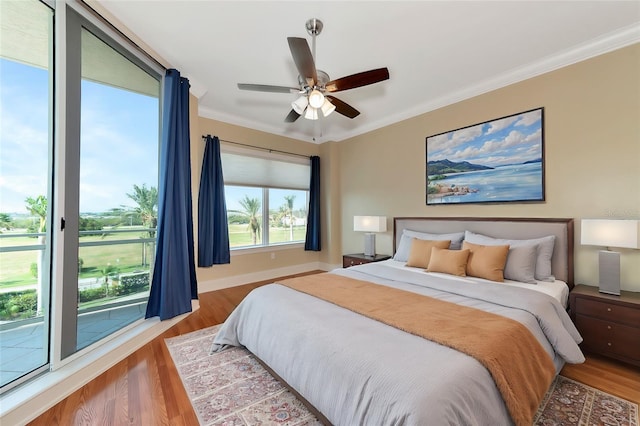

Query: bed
[212,217,584,426]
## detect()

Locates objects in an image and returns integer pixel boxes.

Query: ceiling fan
[238,18,390,122]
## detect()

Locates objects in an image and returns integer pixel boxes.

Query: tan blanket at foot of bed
[279,273,556,426]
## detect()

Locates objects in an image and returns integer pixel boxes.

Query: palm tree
[0,213,13,232]
[25,195,47,314]
[126,184,158,266]
[234,196,261,245]
[283,195,296,241]
[126,184,158,236]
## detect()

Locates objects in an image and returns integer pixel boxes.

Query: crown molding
[200,24,640,143]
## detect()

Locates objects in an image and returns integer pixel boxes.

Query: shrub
[114,272,150,296]
[78,286,108,303]
[0,290,37,320]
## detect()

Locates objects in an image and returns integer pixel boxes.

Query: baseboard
[0,301,199,425]
[198,261,339,293]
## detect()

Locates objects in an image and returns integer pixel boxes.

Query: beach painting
[426,108,544,205]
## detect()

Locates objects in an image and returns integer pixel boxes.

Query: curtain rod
[201,135,311,159]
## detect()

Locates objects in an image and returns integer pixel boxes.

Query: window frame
[54,1,164,367]
[221,144,311,253]
[225,185,309,254]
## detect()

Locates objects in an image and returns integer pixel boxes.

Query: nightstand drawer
[342,254,391,268]
[343,256,366,268]
[575,314,640,361]
[575,298,640,328]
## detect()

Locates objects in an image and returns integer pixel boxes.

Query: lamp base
[598,250,620,296]
[364,233,376,257]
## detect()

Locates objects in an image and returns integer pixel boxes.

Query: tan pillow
[406,239,451,268]
[462,241,510,282]
[426,247,470,276]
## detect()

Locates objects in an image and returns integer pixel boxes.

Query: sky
[0,58,159,214]
[0,58,307,216]
[426,109,543,168]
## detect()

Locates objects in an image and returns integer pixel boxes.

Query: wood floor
[29,272,640,425]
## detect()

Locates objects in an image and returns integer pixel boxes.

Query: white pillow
[503,244,538,284]
[463,230,556,282]
[394,230,465,262]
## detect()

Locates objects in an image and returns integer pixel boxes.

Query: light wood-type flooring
[28,272,640,425]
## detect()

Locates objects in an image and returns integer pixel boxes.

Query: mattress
[212,261,584,425]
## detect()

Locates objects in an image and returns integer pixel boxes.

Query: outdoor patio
[0,301,146,386]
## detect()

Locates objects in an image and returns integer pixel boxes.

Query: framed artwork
[426,107,544,205]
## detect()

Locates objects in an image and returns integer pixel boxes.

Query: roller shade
[221,144,310,190]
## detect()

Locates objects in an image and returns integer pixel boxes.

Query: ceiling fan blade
[326,95,360,119]
[285,109,301,122]
[324,67,389,93]
[287,37,317,86]
[238,83,300,94]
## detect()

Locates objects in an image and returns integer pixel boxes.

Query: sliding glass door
[61,8,161,357]
[0,0,162,392]
[0,0,54,391]
[74,26,159,352]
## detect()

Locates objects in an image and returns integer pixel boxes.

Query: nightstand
[570,284,640,367]
[342,253,391,268]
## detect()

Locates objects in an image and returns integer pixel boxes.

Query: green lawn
[228,223,306,247]
[1,225,306,288]
[0,230,153,289]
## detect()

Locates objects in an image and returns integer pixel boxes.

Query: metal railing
[0,227,156,316]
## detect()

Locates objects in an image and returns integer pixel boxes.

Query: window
[0,0,53,391]
[73,25,160,352]
[0,0,162,393]
[221,145,310,249]
[58,8,161,359]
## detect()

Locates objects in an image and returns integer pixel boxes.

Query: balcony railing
[0,227,156,325]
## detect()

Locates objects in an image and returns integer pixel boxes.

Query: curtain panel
[198,135,230,266]
[304,155,321,251]
[146,69,198,320]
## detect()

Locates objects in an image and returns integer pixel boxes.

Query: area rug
[165,325,639,426]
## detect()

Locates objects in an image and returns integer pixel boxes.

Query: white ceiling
[96,1,640,144]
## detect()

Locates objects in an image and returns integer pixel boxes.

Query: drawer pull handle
[607,307,611,312]
[607,342,612,346]
[607,325,611,330]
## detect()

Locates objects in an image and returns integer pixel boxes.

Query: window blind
[221,143,310,190]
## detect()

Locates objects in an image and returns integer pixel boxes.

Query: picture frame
[426,107,545,205]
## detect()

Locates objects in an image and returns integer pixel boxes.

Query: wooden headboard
[393,217,574,288]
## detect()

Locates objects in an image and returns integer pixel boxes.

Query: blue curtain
[146,69,198,320]
[304,155,321,251]
[198,135,230,266]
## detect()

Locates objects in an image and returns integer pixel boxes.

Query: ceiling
[95,1,640,144]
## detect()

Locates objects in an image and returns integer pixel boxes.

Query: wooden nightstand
[342,253,391,268]
[570,284,640,367]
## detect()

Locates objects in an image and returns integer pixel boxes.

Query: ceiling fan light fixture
[308,89,325,109]
[320,98,336,117]
[291,96,308,114]
[304,107,319,120]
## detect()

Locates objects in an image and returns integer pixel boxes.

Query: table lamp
[353,216,387,257]
[581,219,639,295]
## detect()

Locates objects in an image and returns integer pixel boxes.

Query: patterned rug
[165,325,639,426]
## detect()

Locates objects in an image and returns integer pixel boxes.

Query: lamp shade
[304,107,318,120]
[354,216,387,233]
[291,96,308,114]
[308,89,325,108]
[320,98,336,117]
[581,219,640,249]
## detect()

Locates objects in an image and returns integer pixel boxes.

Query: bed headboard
[393,217,574,288]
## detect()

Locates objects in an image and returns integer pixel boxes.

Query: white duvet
[212,262,584,426]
